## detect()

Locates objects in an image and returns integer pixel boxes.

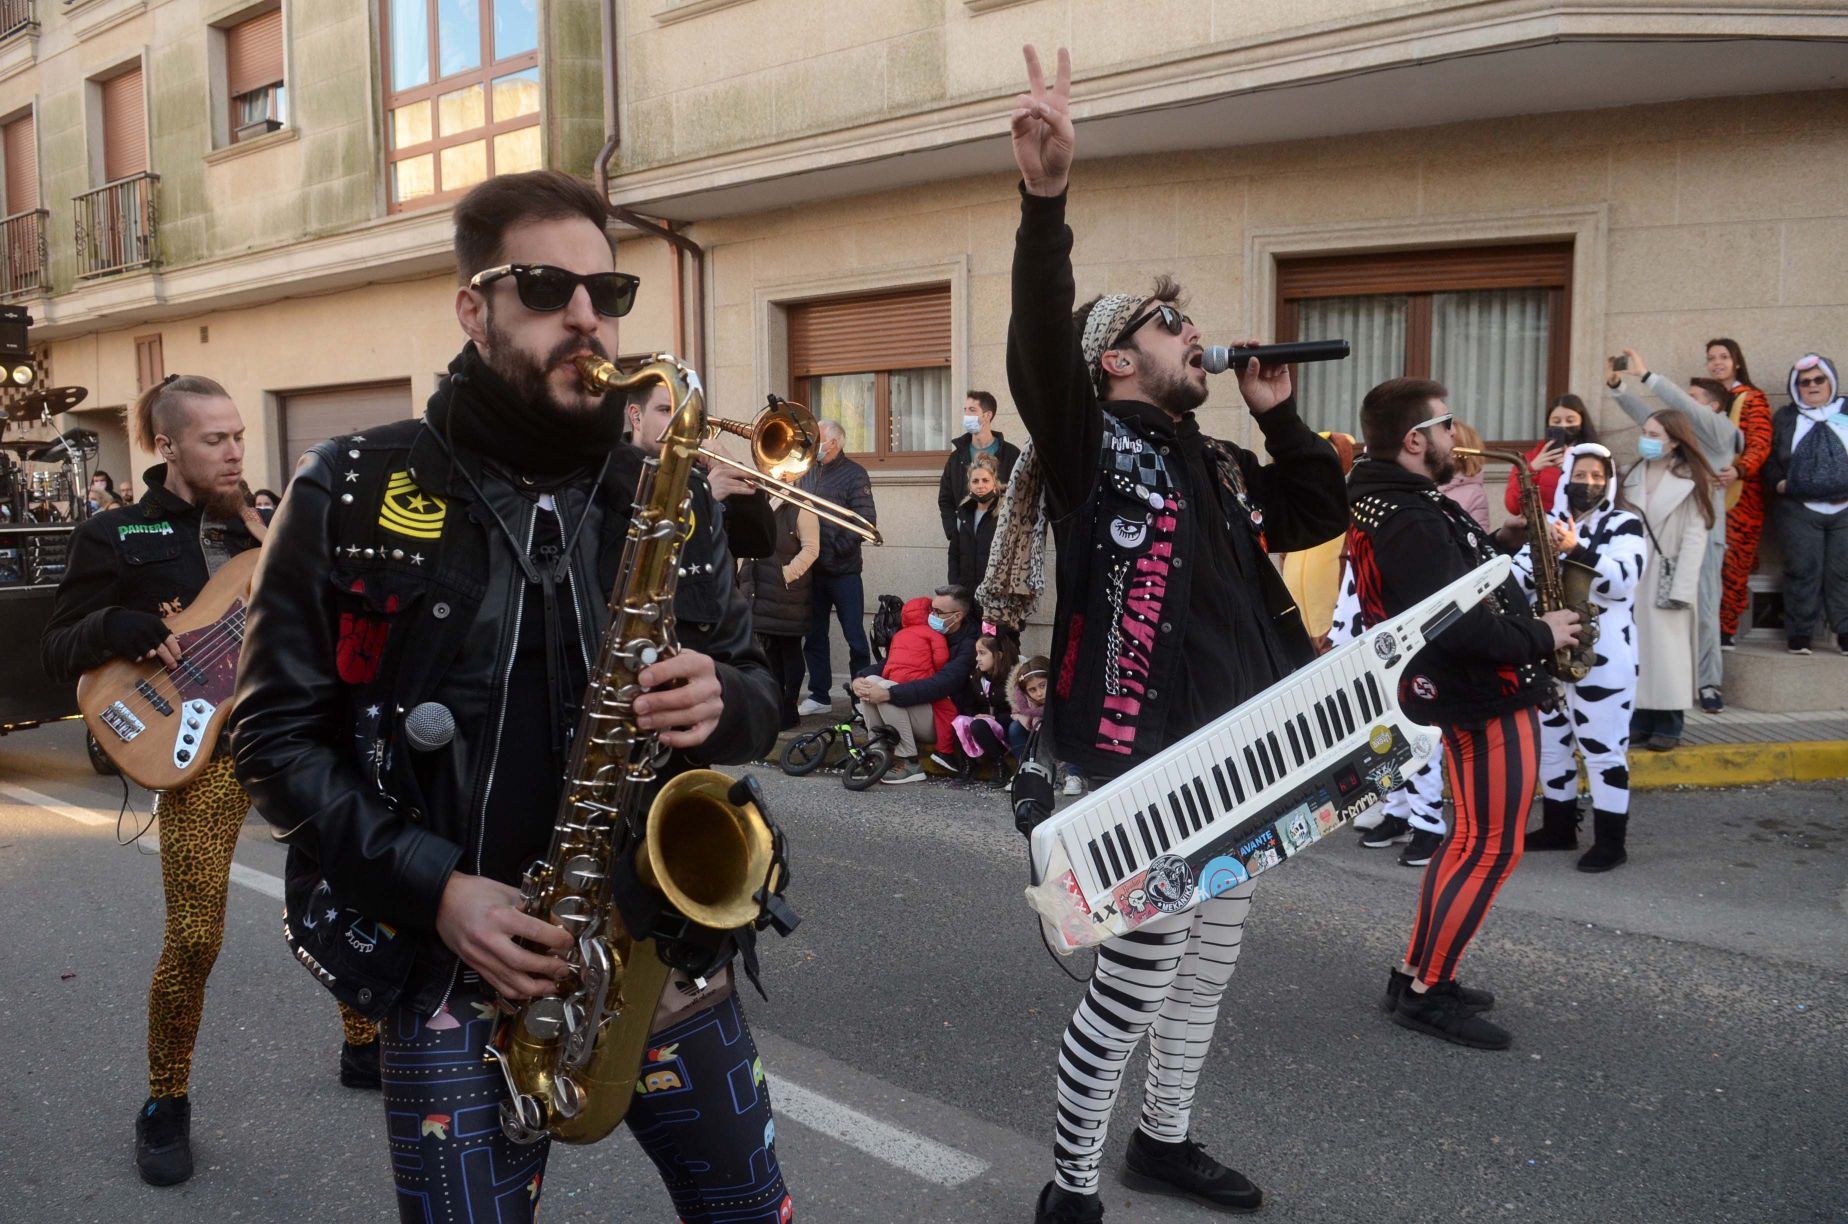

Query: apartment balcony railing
[74,173,159,278]
[0,0,34,41]
[0,208,48,298]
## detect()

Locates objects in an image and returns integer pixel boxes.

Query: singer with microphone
[992,45,1347,1224]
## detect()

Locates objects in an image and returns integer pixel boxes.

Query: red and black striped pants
[1404,707,1539,986]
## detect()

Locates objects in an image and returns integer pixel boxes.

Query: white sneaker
[1061,774,1085,797]
[797,698,831,716]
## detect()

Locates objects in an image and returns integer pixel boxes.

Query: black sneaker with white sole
[1359,816,1411,848]
[1398,828,1442,866]
[1122,1130,1263,1213]
[1392,980,1512,1049]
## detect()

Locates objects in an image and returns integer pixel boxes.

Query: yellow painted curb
[1629,740,1848,789]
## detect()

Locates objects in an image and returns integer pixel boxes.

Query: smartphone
[1545,426,1573,449]
[1610,354,1630,371]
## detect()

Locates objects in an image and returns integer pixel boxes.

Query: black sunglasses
[468,263,640,318]
[1796,374,1830,388]
[1112,303,1192,350]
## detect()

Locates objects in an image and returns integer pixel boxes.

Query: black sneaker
[1838,632,1848,657]
[1720,631,1735,651]
[135,1095,194,1186]
[1399,829,1442,867]
[1359,816,1411,848]
[1382,966,1494,1014]
[1789,637,1812,655]
[340,1038,381,1089]
[1392,981,1512,1050]
[1034,1181,1104,1223]
[1699,687,1724,714]
[1122,1130,1263,1213]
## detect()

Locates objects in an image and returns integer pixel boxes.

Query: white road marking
[770,1079,990,1186]
[1,782,991,1187]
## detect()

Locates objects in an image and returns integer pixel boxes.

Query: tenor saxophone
[485,353,789,1146]
[1456,446,1600,682]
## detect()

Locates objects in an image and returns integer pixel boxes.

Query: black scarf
[427,343,624,477]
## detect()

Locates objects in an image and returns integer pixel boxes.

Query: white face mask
[963,414,981,434]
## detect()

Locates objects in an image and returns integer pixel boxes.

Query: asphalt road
[1,719,1843,1223]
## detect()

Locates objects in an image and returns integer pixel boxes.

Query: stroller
[869,593,903,666]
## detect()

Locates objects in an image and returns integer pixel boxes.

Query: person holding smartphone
[1504,393,1602,518]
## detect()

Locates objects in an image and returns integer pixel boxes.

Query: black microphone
[1202,340,1351,374]
[402,701,456,751]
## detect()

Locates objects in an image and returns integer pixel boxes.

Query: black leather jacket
[231,377,779,1016]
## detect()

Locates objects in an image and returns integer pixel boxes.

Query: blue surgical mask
[962,414,980,434]
[927,613,948,633]
[1637,437,1667,461]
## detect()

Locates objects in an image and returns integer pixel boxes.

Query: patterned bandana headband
[1080,293,1147,389]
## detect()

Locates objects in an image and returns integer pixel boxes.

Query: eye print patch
[1110,513,1150,549]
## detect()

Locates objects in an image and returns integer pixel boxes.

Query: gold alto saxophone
[485,353,792,1146]
[1456,446,1599,682]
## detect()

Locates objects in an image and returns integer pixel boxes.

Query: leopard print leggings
[147,755,376,1098]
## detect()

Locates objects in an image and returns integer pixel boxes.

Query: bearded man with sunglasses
[1004,47,1348,1224]
[232,171,792,1223]
[1346,378,1580,1052]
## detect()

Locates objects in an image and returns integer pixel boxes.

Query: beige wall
[608,87,1848,627]
[46,275,464,491]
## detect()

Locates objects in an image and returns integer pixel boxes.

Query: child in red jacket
[867,596,958,751]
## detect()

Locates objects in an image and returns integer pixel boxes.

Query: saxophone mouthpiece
[575,354,620,391]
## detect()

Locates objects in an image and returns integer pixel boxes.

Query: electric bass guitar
[77,548,259,791]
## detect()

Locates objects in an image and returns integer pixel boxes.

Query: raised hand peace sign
[1011,45,1074,198]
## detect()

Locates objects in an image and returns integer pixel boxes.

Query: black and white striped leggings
[1053,882,1256,1194]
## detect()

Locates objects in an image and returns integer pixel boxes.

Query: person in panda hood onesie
[1513,442,1647,872]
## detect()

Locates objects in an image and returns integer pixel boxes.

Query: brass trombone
[578,356,882,545]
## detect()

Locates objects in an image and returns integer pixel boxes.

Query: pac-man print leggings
[1404,708,1539,987]
[1052,885,1256,1195]
[379,983,792,1223]
[146,755,375,1099]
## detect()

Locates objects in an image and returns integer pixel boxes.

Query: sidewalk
[768,700,1848,791]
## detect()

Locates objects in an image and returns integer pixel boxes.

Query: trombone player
[232,170,794,1222]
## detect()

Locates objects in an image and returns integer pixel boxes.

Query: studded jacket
[230,369,778,1017]
[1345,459,1555,726]
[1007,186,1348,779]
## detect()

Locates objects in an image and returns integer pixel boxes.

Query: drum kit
[1,386,94,524]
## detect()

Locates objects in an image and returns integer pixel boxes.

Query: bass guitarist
[39,375,379,1189]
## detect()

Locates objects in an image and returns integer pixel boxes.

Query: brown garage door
[279,381,414,479]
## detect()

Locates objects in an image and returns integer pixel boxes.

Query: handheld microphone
[403,702,456,751]
[1202,339,1351,374]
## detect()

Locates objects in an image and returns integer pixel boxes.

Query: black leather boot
[1577,809,1629,872]
[1525,796,1580,851]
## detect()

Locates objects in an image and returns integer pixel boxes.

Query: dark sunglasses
[1112,303,1192,349]
[468,263,640,318]
[1411,412,1455,434]
[1796,374,1831,388]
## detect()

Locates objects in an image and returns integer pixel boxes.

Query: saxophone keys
[551,894,596,933]
[522,996,568,1041]
[561,855,604,892]
[551,1075,585,1120]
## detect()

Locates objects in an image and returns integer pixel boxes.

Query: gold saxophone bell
[577,357,882,545]
[642,771,780,931]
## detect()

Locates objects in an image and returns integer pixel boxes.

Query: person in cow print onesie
[1513,443,1646,872]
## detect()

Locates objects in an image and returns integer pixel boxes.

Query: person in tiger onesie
[1346,377,1581,1051]
[1706,338,1773,650]
[40,376,380,1190]
[1511,443,1646,872]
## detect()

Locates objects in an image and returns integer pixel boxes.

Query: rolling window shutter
[788,285,952,376]
[102,68,147,182]
[227,9,285,99]
[1278,244,1572,299]
[2,114,35,213]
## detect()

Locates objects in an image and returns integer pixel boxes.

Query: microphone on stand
[1202,339,1350,374]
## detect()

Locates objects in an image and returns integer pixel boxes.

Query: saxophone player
[1346,379,1581,1050]
[231,171,793,1223]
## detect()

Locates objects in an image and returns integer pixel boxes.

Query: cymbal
[13,386,89,416]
